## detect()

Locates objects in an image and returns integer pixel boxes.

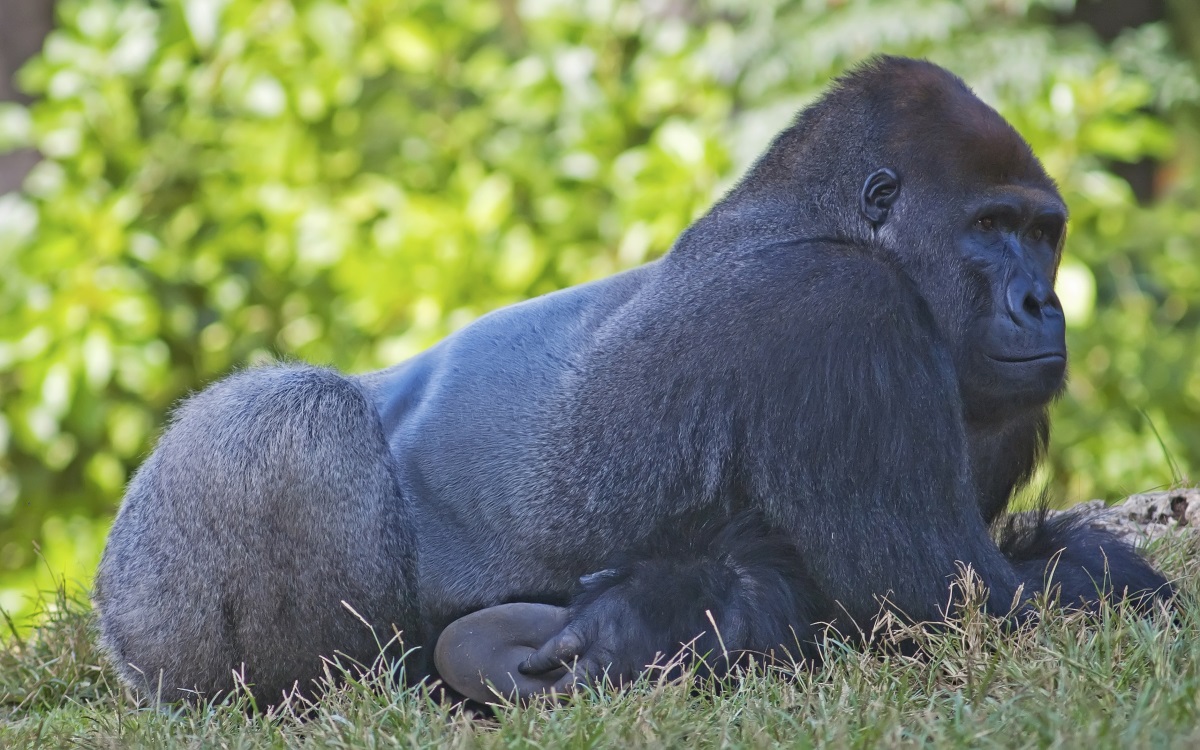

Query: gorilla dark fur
[94,56,1172,705]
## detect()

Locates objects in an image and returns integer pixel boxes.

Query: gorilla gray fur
[93,366,422,702]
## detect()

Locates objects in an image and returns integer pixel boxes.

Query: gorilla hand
[435,568,693,703]
[517,569,667,689]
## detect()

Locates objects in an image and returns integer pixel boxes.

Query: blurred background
[1,0,1198,624]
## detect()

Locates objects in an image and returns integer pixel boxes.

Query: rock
[1046,488,1199,548]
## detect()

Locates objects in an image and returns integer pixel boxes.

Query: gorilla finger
[550,668,585,694]
[548,656,607,693]
[519,628,586,675]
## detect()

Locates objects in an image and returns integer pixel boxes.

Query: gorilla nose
[1006,276,1060,326]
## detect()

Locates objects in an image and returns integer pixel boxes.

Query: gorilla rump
[93,56,1171,705]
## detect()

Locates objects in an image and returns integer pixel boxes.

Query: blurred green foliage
[1,0,1198,620]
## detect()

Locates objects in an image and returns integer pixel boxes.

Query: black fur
[999,510,1173,613]
[94,56,1171,705]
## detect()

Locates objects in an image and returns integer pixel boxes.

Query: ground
[1,493,1197,749]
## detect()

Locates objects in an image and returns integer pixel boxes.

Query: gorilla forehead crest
[859,57,1045,186]
[795,56,1048,190]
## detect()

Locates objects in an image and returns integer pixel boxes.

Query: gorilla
[93,56,1171,706]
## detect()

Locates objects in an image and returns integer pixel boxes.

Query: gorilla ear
[860,168,901,227]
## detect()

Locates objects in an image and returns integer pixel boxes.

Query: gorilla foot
[434,603,574,703]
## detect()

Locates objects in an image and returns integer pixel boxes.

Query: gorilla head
[867,59,1069,418]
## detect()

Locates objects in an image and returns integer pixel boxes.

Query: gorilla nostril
[1022,293,1042,319]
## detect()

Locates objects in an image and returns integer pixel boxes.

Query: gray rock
[1046,488,1200,548]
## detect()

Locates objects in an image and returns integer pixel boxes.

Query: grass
[2,533,1198,750]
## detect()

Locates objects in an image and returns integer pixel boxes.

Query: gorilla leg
[436,516,830,701]
[93,365,422,705]
[999,511,1173,614]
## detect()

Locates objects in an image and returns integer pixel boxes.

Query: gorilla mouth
[985,352,1066,364]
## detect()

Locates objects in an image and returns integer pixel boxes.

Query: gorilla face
[956,186,1068,416]
[861,166,1067,422]
[849,71,1070,424]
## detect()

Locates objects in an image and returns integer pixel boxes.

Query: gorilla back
[94,56,1170,705]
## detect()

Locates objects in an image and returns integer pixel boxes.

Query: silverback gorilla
[94,57,1171,705]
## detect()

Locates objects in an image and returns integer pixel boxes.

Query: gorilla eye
[975,217,995,231]
[1030,227,1045,242]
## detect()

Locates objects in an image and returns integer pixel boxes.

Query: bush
[1,0,1197,619]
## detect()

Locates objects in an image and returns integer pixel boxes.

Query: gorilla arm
[732,244,1024,627]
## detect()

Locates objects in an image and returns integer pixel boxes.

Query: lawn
[2,533,1197,750]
